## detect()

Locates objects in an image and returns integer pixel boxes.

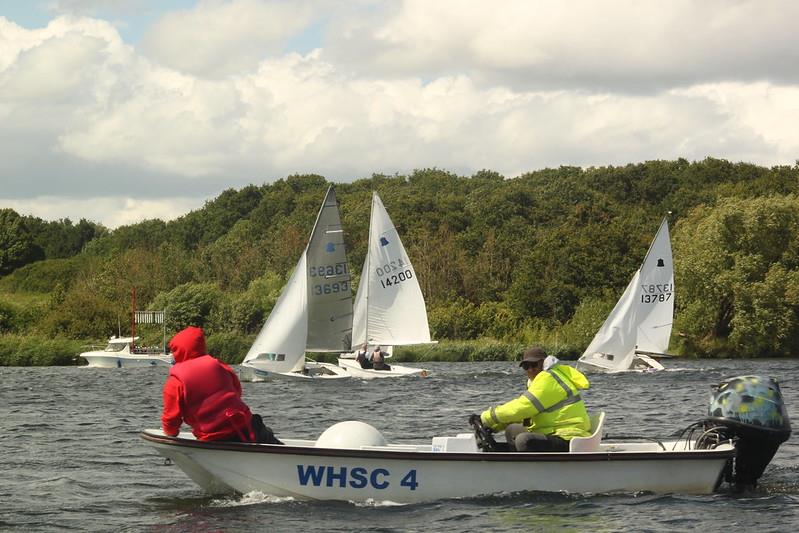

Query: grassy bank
[0,333,586,366]
[0,334,86,366]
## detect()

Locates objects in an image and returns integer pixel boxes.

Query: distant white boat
[79,336,172,368]
[336,192,431,379]
[578,217,673,373]
[79,296,172,368]
[240,186,352,381]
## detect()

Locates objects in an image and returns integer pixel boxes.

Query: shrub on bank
[0,334,85,366]
[395,340,526,362]
[206,331,255,365]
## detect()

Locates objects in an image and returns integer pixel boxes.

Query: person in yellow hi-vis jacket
[480,346,591,451]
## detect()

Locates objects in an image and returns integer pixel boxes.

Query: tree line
[2,157,799,364]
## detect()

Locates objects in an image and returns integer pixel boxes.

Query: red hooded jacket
[161,327,253,441]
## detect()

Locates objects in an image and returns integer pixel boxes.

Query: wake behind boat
[578,217,674,373]
[141,375,790,502]
[336,192,431,379]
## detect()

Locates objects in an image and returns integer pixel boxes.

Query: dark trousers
[228,414,283,444]
[505,423,568,452]
[251,414,283,444]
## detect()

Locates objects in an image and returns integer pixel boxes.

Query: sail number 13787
[640,283,673,304]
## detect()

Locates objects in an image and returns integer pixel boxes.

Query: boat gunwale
[140,431,735,463]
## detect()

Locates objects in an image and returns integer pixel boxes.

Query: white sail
[305,187,353,352]
[243,254,308,373]
[351,192,432,347]
[351,254,369,349]
[243,186,353,375]
[578,218,673,372]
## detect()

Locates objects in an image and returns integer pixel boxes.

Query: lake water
[2,359,798,532]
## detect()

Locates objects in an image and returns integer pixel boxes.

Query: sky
[1,0,798,228]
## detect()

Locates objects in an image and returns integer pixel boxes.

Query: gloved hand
[468,413,482,427]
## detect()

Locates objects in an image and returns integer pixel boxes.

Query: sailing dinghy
[240,186,352,381]
[578,217,673,372]
[336,192,431,378]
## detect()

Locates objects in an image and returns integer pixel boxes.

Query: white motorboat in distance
[80,295,172,368]
[79,336,173,368]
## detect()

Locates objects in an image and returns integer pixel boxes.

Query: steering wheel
[469,414,499,452]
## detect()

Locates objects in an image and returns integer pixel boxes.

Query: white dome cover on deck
[315,421,387,449]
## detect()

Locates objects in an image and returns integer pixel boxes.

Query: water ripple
[3,360,799,531]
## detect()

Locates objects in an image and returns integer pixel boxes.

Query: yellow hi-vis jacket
[480,364,591,440]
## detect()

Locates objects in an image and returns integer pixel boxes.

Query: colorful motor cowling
[705,375,791,489]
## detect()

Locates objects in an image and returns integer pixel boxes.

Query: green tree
[0,209,44,274]
[674,195,799,356]
[150,282,222,332]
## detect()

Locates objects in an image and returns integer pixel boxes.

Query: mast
[130,287,136,350]
[364,192,377,345]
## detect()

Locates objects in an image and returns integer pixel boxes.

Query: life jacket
[169,355,253,441]
[356,350,371,369]
[482,364,591,440]
[371,350,387,370]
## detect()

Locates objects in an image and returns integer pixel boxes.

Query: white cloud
[1,1,798,228]
[324,0,799,91]
[47,0,146,17]
[140,0,316,77]
[0,195,204,228]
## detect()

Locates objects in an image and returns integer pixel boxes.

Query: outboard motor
[704,375,791,490]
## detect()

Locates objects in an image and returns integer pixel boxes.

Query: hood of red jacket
[169,326,207,363]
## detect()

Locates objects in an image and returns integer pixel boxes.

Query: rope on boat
[602,435,667,450]
[668,421,736,451]
[603,421,734,452]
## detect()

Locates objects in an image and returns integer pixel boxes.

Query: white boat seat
[569,411,605,452]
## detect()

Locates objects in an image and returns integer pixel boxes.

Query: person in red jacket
[161,326,281,444]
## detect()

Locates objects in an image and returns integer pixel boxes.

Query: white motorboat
[578,217,673,373]
[336,192,431,379]
[140,375,791,502]
[240,186,352,381]
[79,336,173,368]
[79,294,172,368]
